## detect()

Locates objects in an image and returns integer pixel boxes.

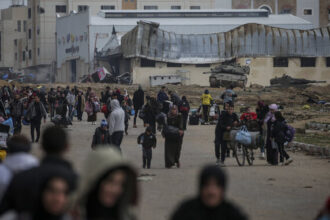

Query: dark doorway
[71,59,77,82]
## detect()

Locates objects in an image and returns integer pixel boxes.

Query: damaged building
[55,9,318,84]
[105,20,330,87]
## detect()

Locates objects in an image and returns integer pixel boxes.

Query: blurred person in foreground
[1,169,74,220]
[0,126,77,216]
[0,135,38,201]
[74,147,138,220]
[315,197,330,220]
[171,165,247,220]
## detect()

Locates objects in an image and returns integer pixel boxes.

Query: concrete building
[115,21,330,87]
[56,9,315,83]
[0,6,29,72]
[231,0,330,28]
[14,0,214,81]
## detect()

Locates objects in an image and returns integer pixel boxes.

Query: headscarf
[264,104,278,123]
[199,165,227,193]
[168,105,178,118]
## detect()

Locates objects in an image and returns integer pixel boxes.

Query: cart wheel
[234,143,245,166]
[246,148,254,166]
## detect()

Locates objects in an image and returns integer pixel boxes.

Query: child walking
[137,127,157,169]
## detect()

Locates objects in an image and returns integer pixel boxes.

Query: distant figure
[215,103,239,166]
[201,90,213,124]
[108,99,125,149]
[75,91,85,121]
[91,120,111,149]
[157,86,169,114]
[178,96,190,130]
[133,85,145,128]
[138,127,157,169]
[264,104,279,165]
[26,95,47,142]
[171,165,247,220]
[163,105,184,168]
[221,85,237,108]
[272,111,293,166]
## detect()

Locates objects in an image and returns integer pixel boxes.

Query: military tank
[204,64,250,88]
[270,74,326,87]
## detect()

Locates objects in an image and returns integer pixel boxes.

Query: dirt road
[23,114,330,220]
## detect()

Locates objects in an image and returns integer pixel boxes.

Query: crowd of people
[0,83,322,220]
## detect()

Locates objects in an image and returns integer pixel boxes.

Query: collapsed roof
[121,21,330,64]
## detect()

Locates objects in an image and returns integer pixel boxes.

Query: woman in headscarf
[171,165,247,220]
[264,104,279,165]
[163,105,184,168]
[75,147,138,220]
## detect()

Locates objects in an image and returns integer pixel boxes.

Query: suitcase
[189,115,199,125]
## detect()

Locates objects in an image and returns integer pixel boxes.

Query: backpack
[179,101,189,113]
[94,102,101,112]
[101,104,108,114]
[285,125,295,142]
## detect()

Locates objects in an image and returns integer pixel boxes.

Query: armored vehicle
[204,64,250,88]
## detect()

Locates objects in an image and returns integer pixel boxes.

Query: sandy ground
[21,113,330,220]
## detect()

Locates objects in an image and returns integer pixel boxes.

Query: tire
[246,148,254,166]
[234,143,245,166]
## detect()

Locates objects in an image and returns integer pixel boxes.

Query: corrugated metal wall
[121,21,330,64]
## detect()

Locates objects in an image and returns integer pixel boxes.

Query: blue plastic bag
[2,117,14,135]
[235,125,252,146]
[131,109,135,116]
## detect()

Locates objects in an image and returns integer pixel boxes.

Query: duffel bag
[162,125,180,140]
[235,125,252,145]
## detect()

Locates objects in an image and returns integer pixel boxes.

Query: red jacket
[240,112,257,121]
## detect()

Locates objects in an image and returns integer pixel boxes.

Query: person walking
[26,95,47,143]
[144,97,159,134]
[10,94,24,134]
[75,91,85,121]
[171,165,247,220]
[133,85,144,128]
[66,89,75,121]
[179,96,190,130]
[163,105,184,168]
[108,99,125,150]
[138,126,157,169]
[216,103,238,166]
[201,90,213,124]
[264,104,279,165]
[157,86,169,114]
[256,101,268,159]
[221,85,237,108]
[272,111,293,166]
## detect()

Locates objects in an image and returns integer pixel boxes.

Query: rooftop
[90,14,314,33]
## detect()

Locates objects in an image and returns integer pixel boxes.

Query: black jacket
[171,198,247,220]
[271,119,288,145]
[92,127,111,148]
[133,89,144,110]
[137,133,157,149]
[218,111,239,132]
[0,156,78,215]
